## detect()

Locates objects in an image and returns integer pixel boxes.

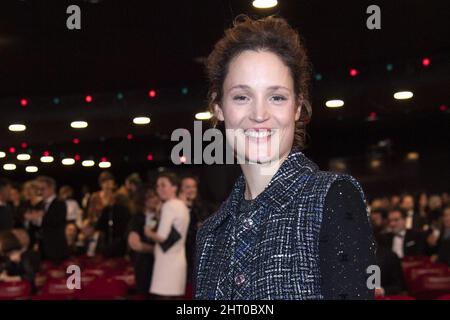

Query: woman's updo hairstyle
[206,15,312,150]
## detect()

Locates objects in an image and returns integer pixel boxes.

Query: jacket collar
[207,148,319,231]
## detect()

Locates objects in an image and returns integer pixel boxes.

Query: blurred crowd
[368,192,450,297]
[0,171,213,298]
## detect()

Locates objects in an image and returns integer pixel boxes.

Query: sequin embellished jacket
[194,149,375,300]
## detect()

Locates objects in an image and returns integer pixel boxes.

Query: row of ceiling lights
[7,116,151,132]
[2,159,111,173]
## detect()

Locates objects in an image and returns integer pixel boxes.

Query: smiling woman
[194,15,377,300]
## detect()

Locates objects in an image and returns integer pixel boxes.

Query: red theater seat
[413,274,450,300]
[376,295,416,300]
[405,264,448,292]
[112,270,136,288]
[33,278,76,300]
[75,277,128,300]
[0,280,31,300]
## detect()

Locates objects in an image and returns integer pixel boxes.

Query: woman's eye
[271,95,287,103]
[233,95,249,103]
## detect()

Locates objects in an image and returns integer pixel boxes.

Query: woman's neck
[240,152,289,200]
[165,194,177,202]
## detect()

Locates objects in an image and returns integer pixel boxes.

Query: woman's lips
[244,128,275,142]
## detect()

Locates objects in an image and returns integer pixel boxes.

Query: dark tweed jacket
[194,149,372,300]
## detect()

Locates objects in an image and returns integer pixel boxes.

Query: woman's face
[101,179,115,192]
[215,50,301,165]
[65,224,78,243]
[443,208,450,228]
[156,177,177,201]
[419,193,428,208]
[145,191,161,211]
[9,188,20,203]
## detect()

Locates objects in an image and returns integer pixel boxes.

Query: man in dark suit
[384,208,425,258]
[36,176,69,263]
[0,178,14,231]
[400,194,427,231]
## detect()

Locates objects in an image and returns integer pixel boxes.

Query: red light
[148,90,156,98]
[147,154,153,161]
[74,154,81,161]
[73,138,80,144]
[422,58,430,67]
[180,156,187,163]
[440,105,448,112]
[368,112,378,121]
[101,157,107,162]
[20,98,28,107]
[85,95,92,103]
[21,142,27,149]
[127,134,133,140]
[350,69,358,77]
[43,151,50,156]
[9,147,15,153]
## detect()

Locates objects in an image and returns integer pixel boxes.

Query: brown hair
[0,231,22,255]
[36,175,56,190]
[98,171,115,186]
[157,171,180,190]
[134,185,157,214]
[206,15,312,150]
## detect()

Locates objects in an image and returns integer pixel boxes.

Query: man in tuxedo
[385,208,425,258]
[400,194,427,231]
[0,178,14,232]
[36,176,69,263]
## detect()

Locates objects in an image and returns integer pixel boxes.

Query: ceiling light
[9,124,26,132]
[71,121,88,129]
[3,163,16,171]
[252,0,278,9]
[62,158,75,166]
[25,166,38,173]
[99,161,111,168]
[40,156,54,163]
[133,117,151,125]
[82,160,95,167]
[195,111,213,120]
[325,100,344,108]
[394,91,413,100]
[17,154,31,161]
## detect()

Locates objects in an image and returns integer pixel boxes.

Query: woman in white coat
[145,172,190,299]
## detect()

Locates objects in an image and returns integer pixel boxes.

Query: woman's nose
[249,100,270,123]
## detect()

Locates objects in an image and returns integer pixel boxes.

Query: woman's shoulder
[163,198,189,212]
[306,170,366,200]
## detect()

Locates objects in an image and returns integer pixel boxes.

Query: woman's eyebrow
[228,84,290,91]
[229,84,251,91]
[267,85,290,91]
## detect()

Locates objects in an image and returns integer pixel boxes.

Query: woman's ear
[295,95,303,121]
[211,92,224,121]
[214,104,224,121]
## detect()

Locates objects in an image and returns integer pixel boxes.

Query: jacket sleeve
[45,201,67,228]
[319,179,377,300]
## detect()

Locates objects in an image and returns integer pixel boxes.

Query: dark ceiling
[0,0,449,194]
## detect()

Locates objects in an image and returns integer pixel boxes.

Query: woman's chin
[243,151,277,165]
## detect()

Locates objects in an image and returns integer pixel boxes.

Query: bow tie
[395,233,405,238]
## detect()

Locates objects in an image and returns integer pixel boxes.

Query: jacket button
[234,274,246,285]
[243,218,254,230]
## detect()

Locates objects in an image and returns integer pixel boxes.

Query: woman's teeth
[244,129,274,138]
